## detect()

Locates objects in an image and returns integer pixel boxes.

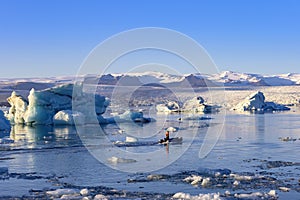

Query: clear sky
[0,0,300,78]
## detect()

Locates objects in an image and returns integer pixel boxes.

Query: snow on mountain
[207,71,300,86]
[1,71,300,88]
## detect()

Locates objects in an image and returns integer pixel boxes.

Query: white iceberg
[0,110,11,131]
[53,110,85,125]
[107,110,153,123]
[6,91,28,124]
[232,91,290,112]
[183,96,219,113]
[156,101,181,113]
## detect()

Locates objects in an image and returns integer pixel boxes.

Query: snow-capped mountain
[1,71,300,88]
[94,71,300,87]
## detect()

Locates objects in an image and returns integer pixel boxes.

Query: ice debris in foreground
[232,91,290,112]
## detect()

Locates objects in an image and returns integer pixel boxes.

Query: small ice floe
[167,126,178,132]
[107,156,137,164]
[80,188,90,196]
[201,177,211,187]
[234,190,278,199]
[147,174,169,181]
[183,175,203,185]
[156,101,181,113]
[230,173,254,181]
[279,137,297,142]
[125,136,138,143]
[173,192,222,200]
[233,180,240,186]
[118,129,125,134]
[94,194,108,200]
[46,188,78,197]
[279,186,290,192]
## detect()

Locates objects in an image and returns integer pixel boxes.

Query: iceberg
[6,84,109,125]
[182,96,219,113]
[232,91,290,112]
[53,110,85,125]
[0,110,10,131]
[156,101,181,113]
[106,110,153,123]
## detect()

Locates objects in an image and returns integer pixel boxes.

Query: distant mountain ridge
[1,71,300,88]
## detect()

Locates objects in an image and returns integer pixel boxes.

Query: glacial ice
[182,96,219,113]
[156,101,181,113]
[107,110,153,123]
[156,97,219,113]
[0,110,10,131]
[53,110,85,125]
[232,91,290,112]
[5,84,109,125]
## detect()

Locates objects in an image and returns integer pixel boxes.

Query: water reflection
[9,125,80,149]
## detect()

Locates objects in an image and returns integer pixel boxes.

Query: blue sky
[0,0,300,78]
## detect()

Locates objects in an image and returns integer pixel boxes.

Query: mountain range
[1,71,300,90]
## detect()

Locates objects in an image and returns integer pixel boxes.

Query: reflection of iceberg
[9,125,78,147]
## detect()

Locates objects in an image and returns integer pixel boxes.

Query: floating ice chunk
[147,174,168,180]
[173,192,223,200]
[108,110,153,123]
[230,173,254,181]
[125,136,138,143]
[183,175,203,185]
[94,194,108,200]
[167,126,178,132]
[268,190,277,197]
[46,188,78,197]
[80,188,90,196]
[279,186,290,192]
[183,97,219,113]
[53,110,85,125]
[107,156,137,164]
[156,101,181,113]
[0,110,10,131]
[233,180,240,186]
[201,178,211,187]
[60,193,81,199]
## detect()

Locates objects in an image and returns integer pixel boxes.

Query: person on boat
[160,131,170,143]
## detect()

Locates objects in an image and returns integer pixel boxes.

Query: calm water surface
[1,109,300,199]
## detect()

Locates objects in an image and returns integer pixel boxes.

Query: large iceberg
[0,110,10,131]
[232,91,290,112]
[6,84,109,125]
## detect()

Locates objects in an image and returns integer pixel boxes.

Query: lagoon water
[1,109,300,199]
